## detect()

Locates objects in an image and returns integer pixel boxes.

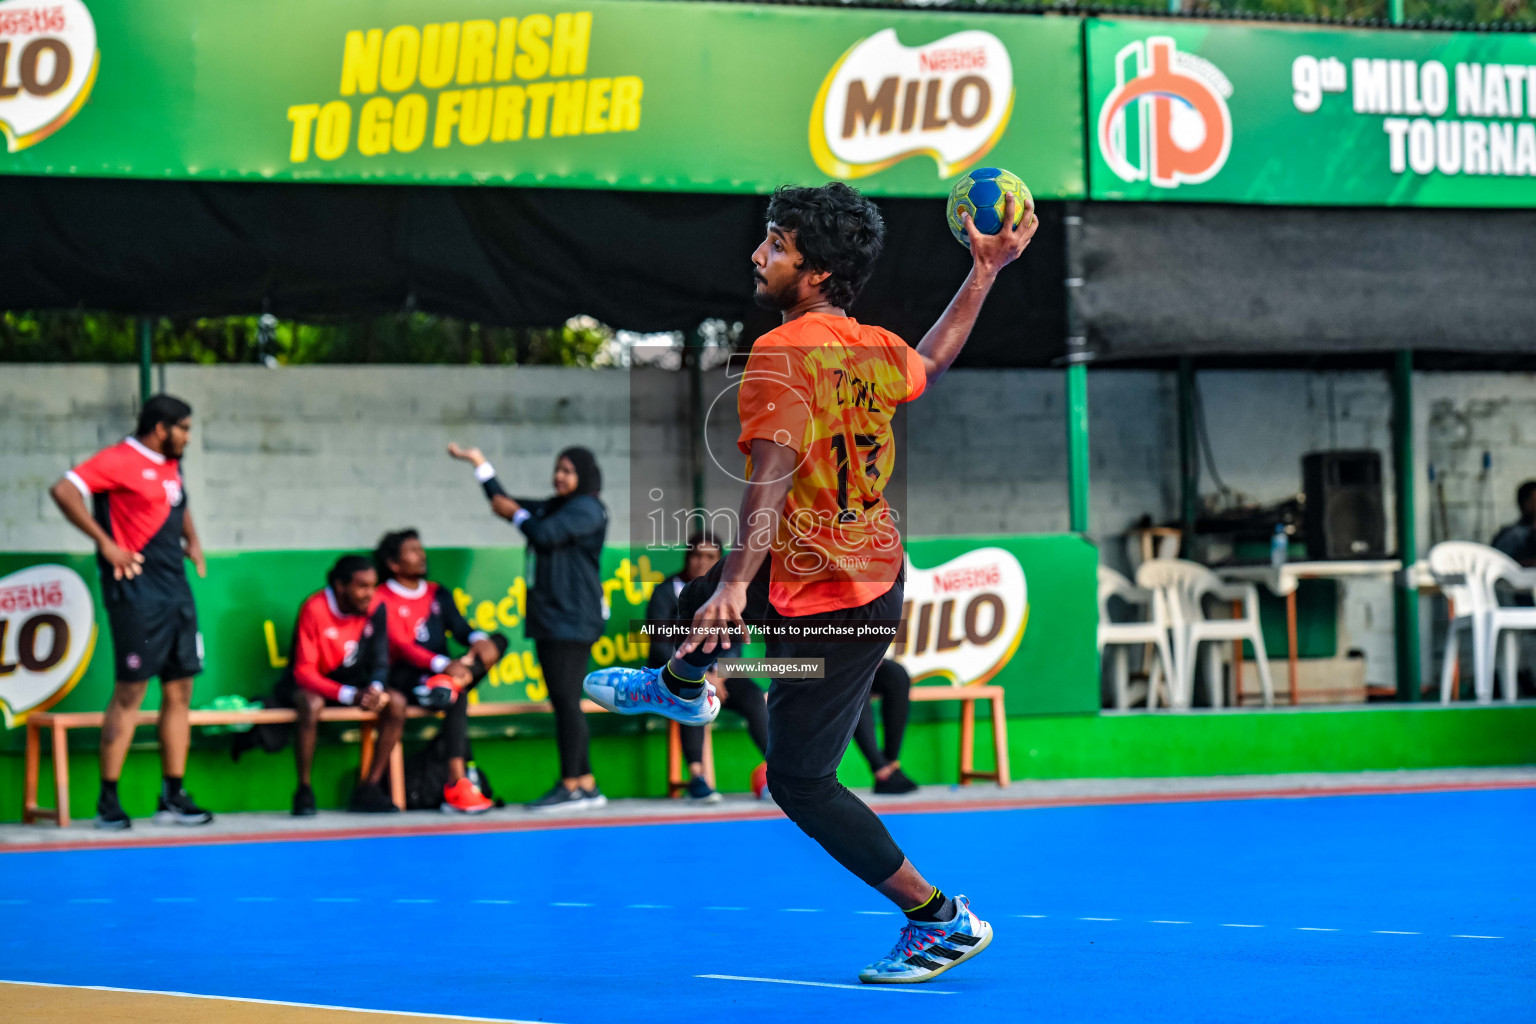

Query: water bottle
[1270,522,1288,568]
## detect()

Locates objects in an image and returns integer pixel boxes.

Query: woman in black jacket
[449,442,609,812]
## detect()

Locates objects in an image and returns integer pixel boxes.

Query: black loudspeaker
[1302,451,1388,560]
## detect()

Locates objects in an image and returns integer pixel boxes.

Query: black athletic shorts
[678,559,903,779]
[105,597,203,684]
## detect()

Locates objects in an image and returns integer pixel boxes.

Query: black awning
[0,175,1067,368]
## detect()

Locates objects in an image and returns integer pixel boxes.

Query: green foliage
[0,311,613,367]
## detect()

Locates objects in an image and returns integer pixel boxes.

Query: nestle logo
[920,47,987,73]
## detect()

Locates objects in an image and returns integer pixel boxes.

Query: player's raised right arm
[914,194,1039,388]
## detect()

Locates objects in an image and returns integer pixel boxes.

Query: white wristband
[512,508,530,527]
[429,654,451,674]
[467,631,489,644]
[474,462,497,482]
[337,685,357,705]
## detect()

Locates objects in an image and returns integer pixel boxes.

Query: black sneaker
[873,767,919,795]
[525,783,589,812]
[685,775,721,804]
[95,791,131,831]
[153,787,214,825]
[292,784,317,817]
[348,782,400,813]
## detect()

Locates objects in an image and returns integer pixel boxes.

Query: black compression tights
[766,768,906,887]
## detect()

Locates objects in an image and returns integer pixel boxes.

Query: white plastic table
[1218,560,1403,705]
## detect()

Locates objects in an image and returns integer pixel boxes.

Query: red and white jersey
[378,578,486,674]
[66,436,190,605]
[286,587,388,702]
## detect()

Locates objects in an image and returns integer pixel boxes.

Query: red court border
[5,778,1533,855]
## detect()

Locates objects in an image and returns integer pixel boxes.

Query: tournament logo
[0,564,96,727]
[810,28,1014,181]
[890,548,1026,687]
[1097,35,1232,189]
[0,0,98,153]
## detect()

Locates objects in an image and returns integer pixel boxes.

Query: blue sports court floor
[2,782,1532,1023]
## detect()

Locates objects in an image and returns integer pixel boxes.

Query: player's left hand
[184,537,207,578]
[679,581,750,656]
[470,638,502,669]
[446,661,474,688]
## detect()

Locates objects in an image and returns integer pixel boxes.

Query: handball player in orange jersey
[585,181,1035,983]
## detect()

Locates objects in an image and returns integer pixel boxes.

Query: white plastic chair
[1135,559,1275,709]
[1427,541,1536,704]
[1097,565,1174,710]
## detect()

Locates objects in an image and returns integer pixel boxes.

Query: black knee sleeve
[766,768,906,887]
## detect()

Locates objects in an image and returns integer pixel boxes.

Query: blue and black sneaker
[583,666,719,726]
[685,775,721,804]
[859,895,993,984]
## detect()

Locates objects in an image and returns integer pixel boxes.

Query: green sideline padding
[0,533,1100,754]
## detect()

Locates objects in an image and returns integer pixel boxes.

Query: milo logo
[810,28,1014,180]
[0,0,97,152]
[889,547,1027,687]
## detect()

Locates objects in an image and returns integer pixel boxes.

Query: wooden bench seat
[20,685,1009,827]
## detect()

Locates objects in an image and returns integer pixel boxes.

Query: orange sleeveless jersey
[736,312,927,616]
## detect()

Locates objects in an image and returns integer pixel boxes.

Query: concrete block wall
[6,362,1535,691]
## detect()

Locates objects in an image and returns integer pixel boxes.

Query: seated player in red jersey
[374,529,508,814]
[275,555,405,815]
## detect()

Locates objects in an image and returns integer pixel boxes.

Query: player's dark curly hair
[766,182,885,310]
[327,554,375,590]
[373,529,420,581]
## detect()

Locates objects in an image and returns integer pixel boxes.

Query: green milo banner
[1088,18,1536,207]
[0,533,1097,751]
[0,0,1085,198]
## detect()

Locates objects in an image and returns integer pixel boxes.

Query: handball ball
[750,762,769,800]
[946,166,1031,248]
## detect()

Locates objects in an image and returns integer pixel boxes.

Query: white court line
[1221,924,1264,928]
[782,908,822,912]
[705,906,747,911]
[1080,917,1118,921]
[698,974,954,995]
[1451,934,1503,939]
[627,904,672,909]
[1014,914,1048,918]
[395,899,437,904]
[1150,920,1190,925]
[0,978,562,1023]
[855,911,897,915]
[1296,928,1339,932]
[550,902,592,907]
[1372,930,1419,935]
[475,899,516,904]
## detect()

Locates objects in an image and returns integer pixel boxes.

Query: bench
[661,683,1011,796]
[22,699,605,827]
[22,685,1010,826]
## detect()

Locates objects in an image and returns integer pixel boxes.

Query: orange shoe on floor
[441,777,494,814]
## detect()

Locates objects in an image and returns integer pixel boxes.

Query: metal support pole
[1392,349,1421,701]
[137,317,153,405]
[1062,204,1091,535]
[1177,357,1198,554]
[687,327,706,533]
[1389,0,1405,24]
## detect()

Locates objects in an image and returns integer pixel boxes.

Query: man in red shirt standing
[276,555,404,815]
[49,394,213,830]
